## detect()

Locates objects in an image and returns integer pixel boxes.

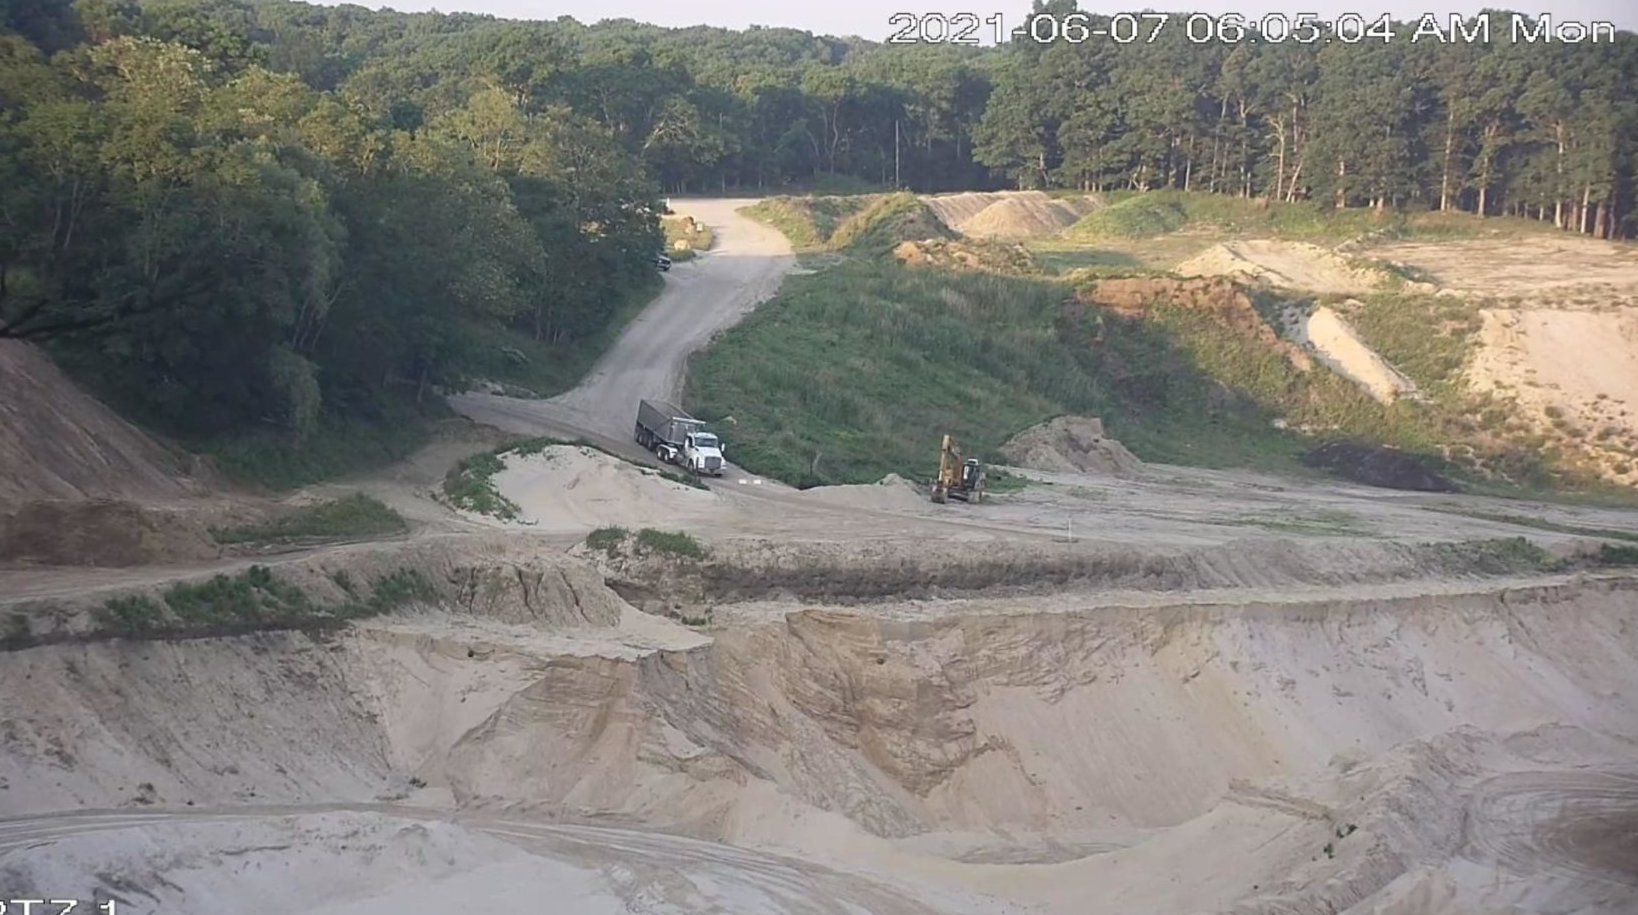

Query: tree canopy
[1,0,1634,459]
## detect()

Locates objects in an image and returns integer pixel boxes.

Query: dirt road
[449,198,796,444]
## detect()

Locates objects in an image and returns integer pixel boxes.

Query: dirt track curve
[448,198,796,447]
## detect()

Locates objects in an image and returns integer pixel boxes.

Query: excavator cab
[930,434,985,504]
[962,458,984,492]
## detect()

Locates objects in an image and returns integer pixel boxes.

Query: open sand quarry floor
[4,200,1638,915]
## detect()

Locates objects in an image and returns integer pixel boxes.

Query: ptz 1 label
[0,902,117,914]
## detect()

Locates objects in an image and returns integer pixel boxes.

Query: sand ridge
[1174,239,1391,295]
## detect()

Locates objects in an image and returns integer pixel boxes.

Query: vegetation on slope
[210,493,408,545]
[687,259,1294,486]
[693,198,1578,490]
[94,565,434,641]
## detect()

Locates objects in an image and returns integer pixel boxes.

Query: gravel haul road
[448,198,795,445]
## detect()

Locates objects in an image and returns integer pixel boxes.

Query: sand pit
[1469,306,1638,483]
[922,191,1101,239]
[1291,304,1418,404]
[4,567,1636,914]
[1001,416,1142,477]
[1175,240,1390,294]
[487,444,718,532]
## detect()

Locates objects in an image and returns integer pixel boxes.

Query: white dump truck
[634,398,725,476]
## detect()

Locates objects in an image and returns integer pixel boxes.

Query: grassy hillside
[710,191,1576,491]
[686,262,1383,487]
[1069,190,1480,243]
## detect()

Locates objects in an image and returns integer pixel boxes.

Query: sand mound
[0,340,201,502]
[1175,240,1389,294]
[799,473,929,511]
[490,445,717,532]
[1469,307,1638,485]
[921,191,1101,238]
[962,193,1101,238]
[1001,416,1141,477]
[1291,304,1418,404]
[921,192,1012,230]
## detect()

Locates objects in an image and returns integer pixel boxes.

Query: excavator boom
[930,433,985,504]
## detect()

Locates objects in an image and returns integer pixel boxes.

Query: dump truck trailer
[635,399,725,476]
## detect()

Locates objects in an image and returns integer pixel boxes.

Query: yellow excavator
[930,434,986,504]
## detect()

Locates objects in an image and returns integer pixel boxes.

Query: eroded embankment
[590,535,1578,611]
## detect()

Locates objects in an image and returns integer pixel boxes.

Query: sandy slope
[0,340,201,503]
[1469,306,1638,483]
[1369,235,1638,301]
[4,567,1635,914]
[1174,240,1389,295]
[1291,305,1418,404]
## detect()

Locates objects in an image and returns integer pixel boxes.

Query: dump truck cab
[684,430,725,476]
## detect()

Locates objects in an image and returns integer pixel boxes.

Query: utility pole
[894,119,901,189]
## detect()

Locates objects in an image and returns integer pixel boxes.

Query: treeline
[28,0,1626,233]
[2,0,1635,457]
[979,5,1638,238]
[0,0,662,453]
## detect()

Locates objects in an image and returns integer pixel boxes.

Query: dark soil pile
[1302,442,1460,493]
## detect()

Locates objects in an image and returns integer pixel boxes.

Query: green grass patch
[1233,508,1371,536]
[457,272,663,398]
[634,528,707,559]
[586,526,707,560]
[1343,294,1482,397]
[444,450,520,519]
[1068,194,1189,239]
[2,612,31,649]
[210,493,407,546]
[1427,537,1556,575]
[1595,543,1638,566]
[586,526,629,557]
[741,195,878,251]
[1065,190,1495,244]
[91,564,436,639]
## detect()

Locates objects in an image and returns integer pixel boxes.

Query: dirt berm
[1000,416,1141,477]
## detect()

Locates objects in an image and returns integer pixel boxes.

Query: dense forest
[1,0,1634,476]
